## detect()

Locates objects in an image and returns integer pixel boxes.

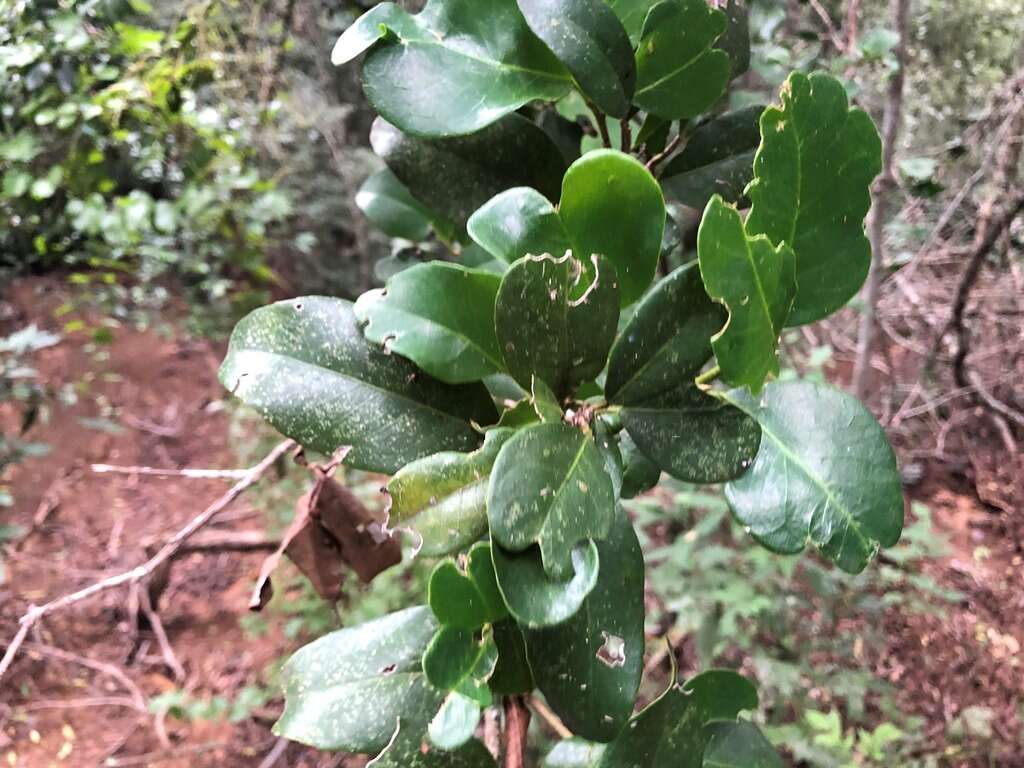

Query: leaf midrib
[397,35,572,84]
[376,303,504,372]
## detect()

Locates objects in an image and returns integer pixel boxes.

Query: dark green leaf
[355,262,504,383]
[660,105,763,210]
[634,0,730,120]
[532,378,564,423]
[424,626,481,690]
[605,262,724,406]
[544,739,606,767]
[560,150,665,306]
[356,168,434,241]
[697,195,796,393]
[490,620,535,694]
[539,108,586,164]
[715,0,751,78]
[492,540,600,628]
[373,732,497,767]
[386,429,513,557]
[274,606,439,751]
[518,0,636,118]
[371,114,567,227]
[619,431,661,499]
[702,721,783,768]
[622,386,760,483]
[722,381,904,573]
[598,670,759,768]
[604,0,660,45]
[745,72,882,325]
[429,543,509,629]
[344,0,571,137]
[468,187,572,266]
[219,298,496,474]
[488,423,615,579]
[525,509,644,742]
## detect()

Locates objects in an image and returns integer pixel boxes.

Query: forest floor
[0,276,1021,767]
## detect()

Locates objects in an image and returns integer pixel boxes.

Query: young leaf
[429,692,483,750]
[429,543,508,629]
[274,606,440,752]
[525,509,645,742]
[560,150,665,306]
[633,0,731,120]
[343,0,571,137]
[488,423,615,580]
[722,381,904,573]
[605,262,724,406]
[355,262,504,383]
[491,540,600,628]
[702,721,783,768]
[467,187,572,266]
[386,429,514,557]
[356,168,435,241]
[659,105,763,210]
[745,72,882,325]
[219,298,496,474]
[697,195,796,393]
[423,626,482,690]
[598,670,759,768]
[517,0,636,118]
[371,115,567,227]
[621,386,760,483]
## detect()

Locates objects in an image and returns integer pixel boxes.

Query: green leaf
[622,386,760,483]
[489,620,535,694]
[372,115,567,227]
[423,626,484,690]
[517,0,636,118]
[429,543,508,629]
[722,381,903,573]
[697,195,796,393]
[492,539,600,628]
[0,133,40,163]
[373,732,497,767]
[350,0,571,137]
[715,0,751,78]
[386,429,514,557]
[1,169,31,198]
[745,72,882,325]
[468,187,572,266]
[544,739,607,767]
[355,262,504,383]
[702,721,783,768]
[659,106,763,210]
[356,168,434,241]
[429,692,483,750]
[274,606,440,751]
[560,150,665,306]
[525,509,644,742]
[634,0,731,120]
[331,3,420,65]
[605,262,724,406]
[619,431,661,499]
[488,422,615,580]
[598,670,759,768]
[604,0,659,44]
[219,297,496,474]
[532,378,564,423]
[494,253,620,395]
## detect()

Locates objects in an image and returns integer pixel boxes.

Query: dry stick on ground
[852,0,910,399]
[21,642,147,712]
[91,463,251,479]
[0,439,296,684]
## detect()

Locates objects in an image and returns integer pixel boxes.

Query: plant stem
[587,100,612,148]
[694,365,721,387]
[645,131,684,175]
[620,117,632,153]
[503,696,530,768]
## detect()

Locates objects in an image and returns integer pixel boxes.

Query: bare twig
[21,642,146,711]
[503,696,531,768]
[256,737,290,768]
[620,117,632,153]
[587,100,612,148]
[137,584,185,682]
[91,464,250,480]
[0,439,295,684]
[968,371,1024,429]
[645,132,683,174]
[808,0,846,50]
[528,695,572,740]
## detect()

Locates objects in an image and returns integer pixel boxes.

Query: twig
[257,737,290,768]
[968,371,1024,428]
[20,696,140,712]
[503,696,531,768]
[91,464,250,480]
[0,439,295,684]
[645,132,683,174]
[808,0,846,50]
[137,584,186,682]
[620,117,632,153]
[21,642,146,711]
[587,100,612,148]
[528,695,572,739]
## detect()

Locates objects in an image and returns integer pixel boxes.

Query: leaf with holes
[355,262,504,384]
[697,195,796,393]
[524,508,644,742]
[429,543,509,629]
[492,539,600,628]
[722,381,904,573]
[745,72,882,325]
[488,422,615,580]
[219,298,496,474]
[634,0,731,120]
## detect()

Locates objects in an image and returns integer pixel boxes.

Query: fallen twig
[91,464,250,480]
[21,642,146,711]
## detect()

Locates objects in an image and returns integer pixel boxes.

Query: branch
[503,696,531,768]
[91,464,251,480]
[0,439,296,683]
[645,132,683,174]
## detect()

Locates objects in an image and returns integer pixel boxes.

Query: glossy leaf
[423,626,481,690]
[355,262,504,383]
[605,262,724,406]
[219,298,495,474]
[697,195,796,393]
[488,422,615,580]
[356,168,434,241]
[745,72,882,325]
[545,739,606,767]
[518,0,636,118]
[274,606,439,751]
[560,150,665,306]
[604,0,659,44]
[715,0,751,78]
[467,187,572,266]
[344,0,571,137]
[622,386,760,483]
[491,540,600,628]
[525,509,644,742]
[723,381,904,573]
[660,105,763,210]
[371,115,566,227]
[619,432,661,499]
[634,0,731,120]
[702,721,783,768]
[532,377,564,423]
[429,543,508,629]
[386,429,513,557]
[429,693,482,750]
[598,670,759,768]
